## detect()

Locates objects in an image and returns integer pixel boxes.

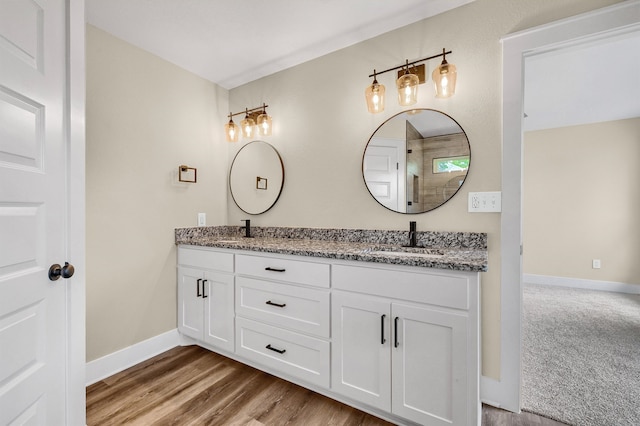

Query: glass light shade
[365,79,385,113]
[225,120,239,142]
[396,72,419,106]
[240,116,256,139]
[432,61,457,98]
[257,113,272,136]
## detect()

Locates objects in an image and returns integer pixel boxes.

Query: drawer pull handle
[381,314,386,344]
[202,279,208,298]
[196,279,202,297]
[265,344,286,354]
[394,316,399,348]
[266,300,286,308]
[265,267,286,272]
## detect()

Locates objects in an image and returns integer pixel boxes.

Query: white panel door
[203,270,235,352]
[0,0,83,424]
[363,145,399,211]
[331,290,391,411]
[391,303,468,426]
[177,267,204,340]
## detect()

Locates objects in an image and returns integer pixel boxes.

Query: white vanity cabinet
[177,247,235,353]
[176,244,480,426]
[331,264,479,426]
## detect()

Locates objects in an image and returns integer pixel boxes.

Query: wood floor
[482,405,566,426]
[86,345,566,425]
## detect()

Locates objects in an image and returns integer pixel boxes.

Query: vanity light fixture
[365,48,456,113]
[256,104,272,136]
[224,103,272,142]
[432,48,457,98]
[240,108,256,139]
[365,70,386,113]
[225,114,239,142]
[397,60,420,106]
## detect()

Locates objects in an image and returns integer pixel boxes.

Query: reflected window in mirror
[362,109,470,214]
[433,156,469,173]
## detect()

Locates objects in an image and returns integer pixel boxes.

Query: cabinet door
[331,291,391,411]
[391,303,468,426]
[203,271,235,352]
[177,267,204,340]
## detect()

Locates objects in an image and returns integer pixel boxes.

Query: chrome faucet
[408,221,417,247]
[241,219,252,238]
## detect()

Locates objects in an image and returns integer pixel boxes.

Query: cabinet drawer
[178,246,234,272]
[236,277,329,338]
[236,317,330,388]
[236,254,330,288]
[333,264,470,310]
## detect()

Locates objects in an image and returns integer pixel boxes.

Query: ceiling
[524,30,640,131]
[408,110,463,138]
[86,1,639,130]
[86,0,474,90]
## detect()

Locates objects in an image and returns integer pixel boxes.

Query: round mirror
[229,140,284,215]
[362,109,470,214]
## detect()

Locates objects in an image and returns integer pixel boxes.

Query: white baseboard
[86,329,181,386]
[524,274,640,294]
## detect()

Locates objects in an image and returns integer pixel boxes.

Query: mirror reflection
[362,109,470,214]
[229,140,284,215]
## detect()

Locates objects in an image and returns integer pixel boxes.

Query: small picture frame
[179,165,197,183]
[256,176,268,190]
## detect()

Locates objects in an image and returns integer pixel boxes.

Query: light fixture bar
[227,103,269,119]
[368,50,452,78]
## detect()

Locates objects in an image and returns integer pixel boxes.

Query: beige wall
[85,0,623,377]
[86,25,229,361]
[227,0,621,378]
[524,118,640,285]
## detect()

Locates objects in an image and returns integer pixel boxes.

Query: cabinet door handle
[266,300,286,308]
[265,344,286,354]
[394,316,400,348]
[265,267,286,272]
[381,314,386,344]
[196,279,202,298]
[202,279,208,298]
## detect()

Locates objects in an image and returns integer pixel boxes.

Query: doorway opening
[495,0,640,414]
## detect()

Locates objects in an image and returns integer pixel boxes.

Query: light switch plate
[197,212,206,227]
[468,192,502,212]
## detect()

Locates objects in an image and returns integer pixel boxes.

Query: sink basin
[364,246,445,259]
[369,251,444,259]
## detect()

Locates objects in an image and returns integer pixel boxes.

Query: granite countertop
[175,226,488,272]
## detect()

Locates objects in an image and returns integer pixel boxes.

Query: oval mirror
[362,109,470,214]
[229,140,284,215]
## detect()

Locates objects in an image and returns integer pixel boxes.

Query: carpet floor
[522,284,640,426]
